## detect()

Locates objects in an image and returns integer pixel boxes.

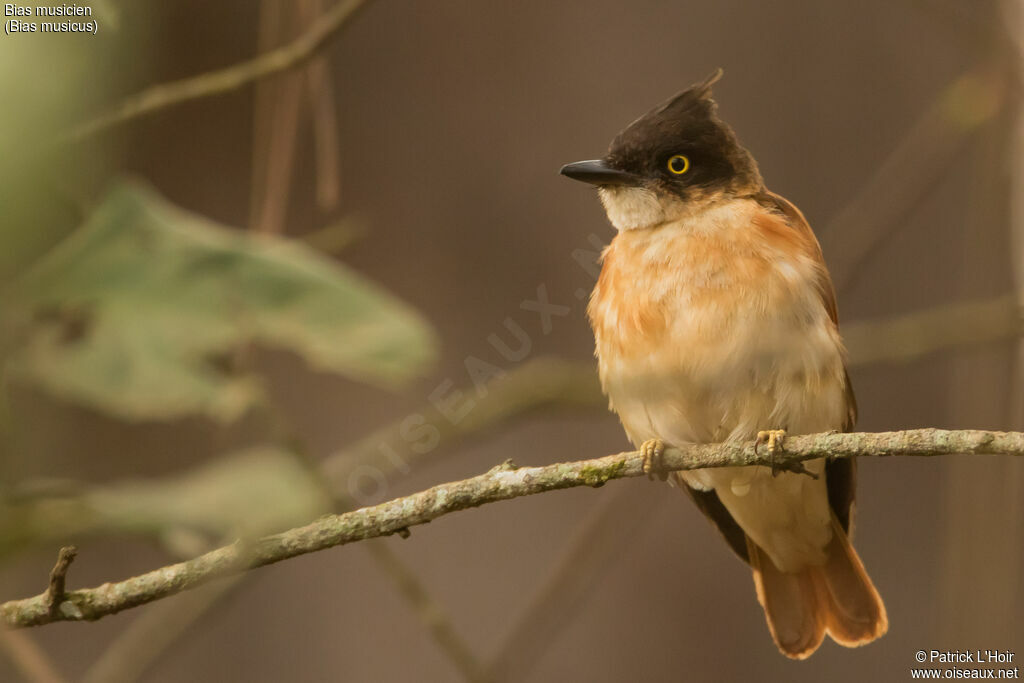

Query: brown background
[3,0,1022,681]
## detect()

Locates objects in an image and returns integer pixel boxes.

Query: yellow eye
[667,154,690,175]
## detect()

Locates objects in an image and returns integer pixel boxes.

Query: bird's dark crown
[606,69,763,200]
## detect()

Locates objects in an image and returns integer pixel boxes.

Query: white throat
[598,186,678,231]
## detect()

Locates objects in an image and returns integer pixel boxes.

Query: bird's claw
[754,429,818,479]
[755,429,786,456]
[640,439,668,481]
[755,429,787,477]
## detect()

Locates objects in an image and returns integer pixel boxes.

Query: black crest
[605,69,763,198]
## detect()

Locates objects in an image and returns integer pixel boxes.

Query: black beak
[559,159,639,187]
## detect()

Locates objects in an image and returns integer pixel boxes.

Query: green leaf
[0,447,333,557]
[4,180,437,421]
[92,447,334,540]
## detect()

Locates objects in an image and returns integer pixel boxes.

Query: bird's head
[561,69,764,231]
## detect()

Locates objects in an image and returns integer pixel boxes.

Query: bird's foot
[755,429,786,458]
[754,429,818,479]
[640,438,668,481]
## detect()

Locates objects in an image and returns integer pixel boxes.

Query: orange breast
[589,202,822,352]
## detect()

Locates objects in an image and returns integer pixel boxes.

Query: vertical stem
[250,1,307,235]
[939,27,1021,643]
[306,0,341,212]
[1000,0,1024,642]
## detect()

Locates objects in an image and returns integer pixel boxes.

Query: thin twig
[843,294,1022,366]
[248,0,284,232]
[81,578,246,683]
[937,13,1024,644]
[321,357,603,494]
[824,63,1005,293]
[486,485,661,681]
[65,0,373,142]
[1003,0,1024,642]
[44,546,77,618]
[364,541,491,683]
[252,65,304,235]
[252,1,309,235]
[300,405,490,683]
[305,0,342,212]
[937,40,1021,644]
[0,628,66,683]
[2,428,1022,629]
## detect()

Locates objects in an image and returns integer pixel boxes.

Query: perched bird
[560,69,887,659]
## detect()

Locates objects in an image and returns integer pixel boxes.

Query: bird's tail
[746,515,888,659]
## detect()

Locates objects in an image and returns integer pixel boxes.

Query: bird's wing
[680,192,860,561]
[757,190,858,534]
[683,485,750,562]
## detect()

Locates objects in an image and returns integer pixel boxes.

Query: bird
[559,69,887,659]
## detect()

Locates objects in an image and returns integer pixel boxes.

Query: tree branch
[843,294,1022,366]
[44,546,77,618]
[65,0,373,142]
[2,428,1022,628]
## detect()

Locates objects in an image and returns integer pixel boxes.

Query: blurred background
[1,0,1022,681]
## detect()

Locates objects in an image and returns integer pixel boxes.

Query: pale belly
[599,292,849,448]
